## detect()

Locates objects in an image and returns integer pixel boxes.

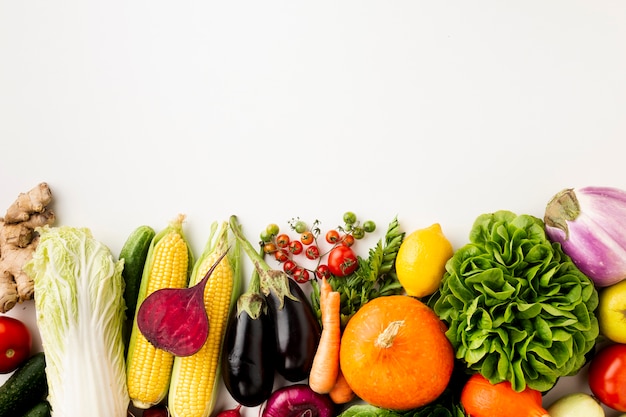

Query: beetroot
[136,250,228,356]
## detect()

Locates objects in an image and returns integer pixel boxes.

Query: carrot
[328,367,355,404]
[308,278,342,394]
[460,373,549,417]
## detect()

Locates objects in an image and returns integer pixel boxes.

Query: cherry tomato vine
[258,212,376,284]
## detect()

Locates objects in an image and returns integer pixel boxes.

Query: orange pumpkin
[339,295,454,411]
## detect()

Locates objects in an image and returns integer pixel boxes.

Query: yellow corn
[126,214,192,409]
[168,221,242,417]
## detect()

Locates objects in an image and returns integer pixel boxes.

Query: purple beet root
[136,250,228,356]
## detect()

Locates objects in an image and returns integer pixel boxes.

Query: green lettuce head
[429,210,598,392]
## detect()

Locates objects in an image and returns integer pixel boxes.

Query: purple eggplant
[265,277,321,382]
[229,215,322,383]
[544,186,626,287]
[221,292,276,407]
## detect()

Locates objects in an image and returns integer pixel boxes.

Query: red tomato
[276,234,290,248]
[292,267,310,283]
[283,260,297,274]
[315,264,331,279]
[327,245,358,277]
[0,316,32,374]
[588,343,626,412]
[274,249,289,262]
[288,240,303,255]
[305,245,320,260]
[341,234,355,247]
[325,230,340,244]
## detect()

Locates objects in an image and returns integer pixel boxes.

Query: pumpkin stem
[375,320,405,348]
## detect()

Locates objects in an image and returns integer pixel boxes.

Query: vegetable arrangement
[3,183,626,417]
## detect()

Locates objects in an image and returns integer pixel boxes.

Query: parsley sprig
[310,216,405,328]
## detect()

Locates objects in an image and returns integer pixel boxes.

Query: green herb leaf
[310,216,405,328]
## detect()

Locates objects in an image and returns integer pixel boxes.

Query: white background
[1,1,625,416]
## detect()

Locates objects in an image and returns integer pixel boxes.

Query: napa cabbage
[24,225,129,417]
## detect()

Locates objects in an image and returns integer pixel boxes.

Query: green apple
[598,279,626,344]
[547,392,605,417]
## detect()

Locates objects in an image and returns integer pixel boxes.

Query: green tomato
[363,220,376,233]
[343,211,357,225]
[352,226,365,239]
[260,229,272,242]
[294,220,308,234]
[266,223,280,236]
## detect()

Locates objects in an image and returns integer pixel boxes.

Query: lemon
[395,223,454,298]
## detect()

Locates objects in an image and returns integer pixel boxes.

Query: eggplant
[266,278,322,382]
[544,186,626,287]
[221,294,276,407]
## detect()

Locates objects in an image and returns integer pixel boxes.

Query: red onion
[261,384,334,417]
[544,186,626,287]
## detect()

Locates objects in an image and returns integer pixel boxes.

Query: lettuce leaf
[428,210,598,392]
[24,226,129,417]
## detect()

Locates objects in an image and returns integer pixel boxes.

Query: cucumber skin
[0,352,47,417]
[119,225,156,349]
[21,401,51,417]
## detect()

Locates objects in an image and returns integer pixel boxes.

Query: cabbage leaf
[24,226,129,417]
[429,210,598,392]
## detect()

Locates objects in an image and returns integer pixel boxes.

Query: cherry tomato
[274,249,289,262]
[352,226,365,240]
[263,242,277,254]
[294,220,308,234]
[0,316,32,374]
[292,267,310,283]
[363,220,376,233]
[266,223,280,237]
[276,234,290,248]
[588,343,626,412]
[259,229,272,243]
[341,234,355,247]
[315,264,331,279]
[288,240,303,255]
[327,245,358,277]
[325,230,340,244]
[305,245,320,260]
[300,231,314,245]
[283,260,297,274]
[343,211,357,225]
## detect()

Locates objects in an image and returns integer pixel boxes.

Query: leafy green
[310,216,405,328]
[428,210,599,392]
[24,226,129,417]
[338,388,466,417]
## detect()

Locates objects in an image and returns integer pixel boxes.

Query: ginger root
[0,182,55,313]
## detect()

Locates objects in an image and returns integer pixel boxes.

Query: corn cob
[168,221,242,417]
[126,214,193,409]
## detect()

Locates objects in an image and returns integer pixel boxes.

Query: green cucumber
[0,352,47,417]
[119,225,156,350]
[21,401,51,417]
